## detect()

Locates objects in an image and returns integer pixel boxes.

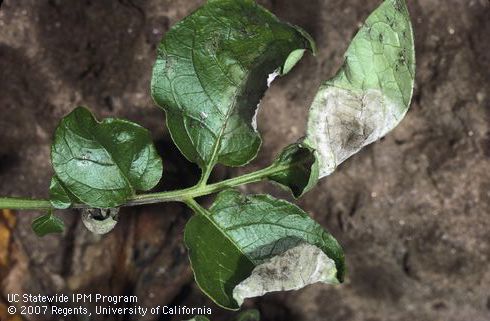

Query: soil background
[0,0,489,321]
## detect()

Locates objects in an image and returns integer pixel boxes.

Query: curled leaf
[151,0,315,173]
[81,208,119,235]
[305,0,415,178]
[233,243,338,306]
[184,190,344,310]
[268,143,319,198]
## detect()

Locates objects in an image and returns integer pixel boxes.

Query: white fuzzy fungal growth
[233,243,338,306]
[252,70,281,132]
[267,70,280,87]
[306,87,404,178]
[81,208,119,235]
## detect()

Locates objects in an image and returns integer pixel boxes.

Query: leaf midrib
[71,113,136,195]
[187,24,249,173]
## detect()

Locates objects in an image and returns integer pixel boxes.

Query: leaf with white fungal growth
[151,0,315,174]
[51,107,163,208]
[81,208,119,235]
[233,243,338,306]
[184,190,344,310]
[305,0,415,178]
[31,211,65,237]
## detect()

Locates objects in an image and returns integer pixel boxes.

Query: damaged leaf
[81,208,119,235]
[31,211,64,237]
[51,107,163,208]
[233,243,338,306]
[305,0,415,178]
[151,0,315,175]
[268,143,319,198]
[184,190,344,310]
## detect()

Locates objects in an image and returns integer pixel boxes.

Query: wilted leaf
[51,107,163,208]
[31,211,64,237]
[306,0,415,178]
[184,190,344,310]
[151,0,315,175]
[268,143,318,197]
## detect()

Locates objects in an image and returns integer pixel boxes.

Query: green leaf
[49,176,78,209]
[51,107,163,208]
[31,211,65,237]
[236,310,260,321]
[268,143,319,198]
[184,190,344,310]
[151,0,315,176]
[305,0,415,178]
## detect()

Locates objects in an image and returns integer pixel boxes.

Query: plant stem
[0,198,53,210]
[183,198,208,216]
[0,163,289,211]
[125,164,281,205]
[196,164,214,188]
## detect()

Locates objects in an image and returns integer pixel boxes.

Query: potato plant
[0,0,414,314]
